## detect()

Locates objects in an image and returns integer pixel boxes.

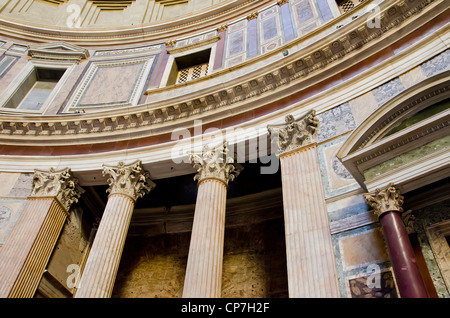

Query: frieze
[0,0,438,142]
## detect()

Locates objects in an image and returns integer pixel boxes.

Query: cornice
[338,71,450,190]
[0,0,273,46]
[0,0,444,148]
[165,35,221,55]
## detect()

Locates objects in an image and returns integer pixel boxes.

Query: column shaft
[183,179,227,298]
[75,194,134,298]
[379,211,428,298]
[0,198,67,298]
[280,145,340,297]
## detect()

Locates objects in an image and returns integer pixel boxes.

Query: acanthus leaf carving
[267,110,319,155]
[190,142,243,186]
[363,183,404,219]
[32,167,85,212]
[103,160,155,201]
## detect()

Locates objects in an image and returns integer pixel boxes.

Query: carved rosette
[190,142,243,186]
[31,167,85,212]
[363,183,405,219]
[103,160,155,202]
[267,110,319,155]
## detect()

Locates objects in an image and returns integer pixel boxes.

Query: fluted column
[183,142,242,298]
[0,168,84,298]
[268,111,340,297]
[75,161,155,298]
[364,184,428,298]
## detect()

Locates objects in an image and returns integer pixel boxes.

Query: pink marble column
[183,142,242,298]
[364,184,429,298]
[268,111,340,297]
[75,161,154,298]
[0,168,83,298]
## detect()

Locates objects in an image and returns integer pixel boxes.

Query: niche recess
[166,48,211,86]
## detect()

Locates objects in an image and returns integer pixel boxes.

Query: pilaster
[268,111,340,297]
[0,168,83,298]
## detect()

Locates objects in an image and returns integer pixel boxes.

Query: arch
[337,70,450,193]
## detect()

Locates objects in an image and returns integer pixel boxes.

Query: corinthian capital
[103,161,155,202]
[32,167,85,212]
[363,183,404,219]
[267,110,319,155]
[190,142,243,186]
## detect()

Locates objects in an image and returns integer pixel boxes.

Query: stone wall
[111,217,288,298]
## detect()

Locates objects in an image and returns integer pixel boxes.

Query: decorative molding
[103,160,155,202]
[0,0,440,143]
[42,0,68,4]
[93,44,161,57]
[267,110,319,155]
[190,142,243,186]
[363,183,404,219]
[246,12,259,20]
[358,86,450,152]
[338,72,450,190]
[31,167,85,212]
[166,35,221,55]
[65,56,154,110]
[0,0,273,45]
[277,0,289,6]
[165,40,177,48]
[355,115,450,166]
[217,24,228,32]
[87,0,136,11]
[27,41,90,62]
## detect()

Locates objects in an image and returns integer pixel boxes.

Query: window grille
[176,63,209,84]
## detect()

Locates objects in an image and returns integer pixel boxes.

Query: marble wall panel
[0,199,27,245]
[332,224,394,298]
[399,66,427,89]
[292,0,316,27]
[372,77,405,107]
[227,29,246,57]
[67,56,155,109]
[317,103,356,142]
[328,194,376,234]
[79,62,145,106]
[420,49,450,78]
[347,269,398,298]
[0,172,21,197]
[318,134,360,199]
[348,91,380,125]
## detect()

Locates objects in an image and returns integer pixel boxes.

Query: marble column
[75,161,155,298]
[364,184,429,298]
[0,168,84,298]
[268,111,340,297]
[183,142,242,298]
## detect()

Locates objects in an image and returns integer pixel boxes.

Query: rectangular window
[166,48,211,86]
[336,0,365,14]
[3,67,65,111]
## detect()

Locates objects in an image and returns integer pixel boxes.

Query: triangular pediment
[28,41,90,62]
